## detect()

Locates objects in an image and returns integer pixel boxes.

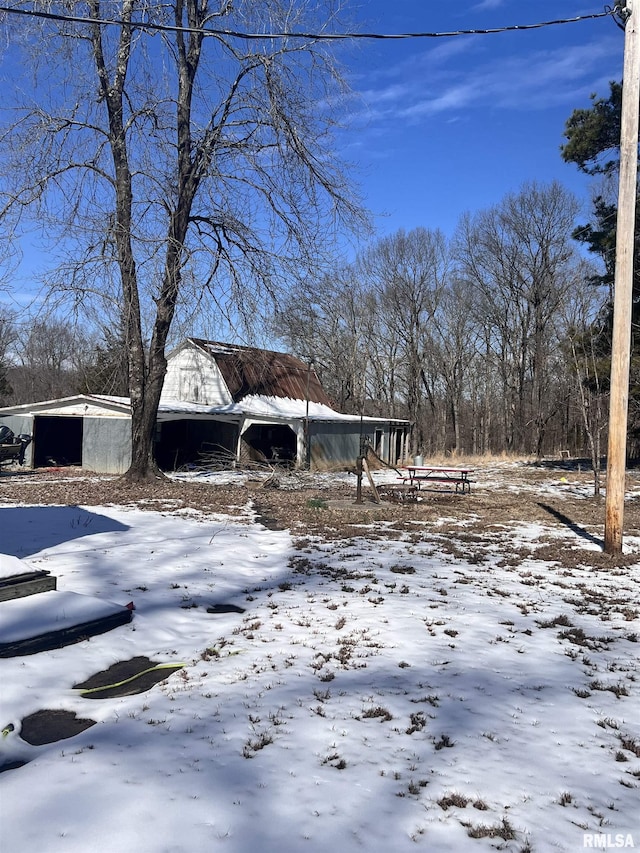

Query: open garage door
[33,416,83,468]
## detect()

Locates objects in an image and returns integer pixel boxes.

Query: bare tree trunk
[89,0,156,479]
[2,0,366,481]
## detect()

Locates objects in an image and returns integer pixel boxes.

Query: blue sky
[339,0,624,239]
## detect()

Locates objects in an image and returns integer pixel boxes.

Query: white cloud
[358,82,413,104]
[353,37,621,127]
[473,0,506,9]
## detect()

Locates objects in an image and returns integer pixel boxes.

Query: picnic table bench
[399,465,474,494]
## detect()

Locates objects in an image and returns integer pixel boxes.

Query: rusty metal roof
[189,339,334,406]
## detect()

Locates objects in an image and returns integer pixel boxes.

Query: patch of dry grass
[3,461,640,573]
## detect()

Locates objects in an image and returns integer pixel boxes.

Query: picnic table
[400,465,474,494]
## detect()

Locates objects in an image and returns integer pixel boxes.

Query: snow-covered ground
[0,468,639,852]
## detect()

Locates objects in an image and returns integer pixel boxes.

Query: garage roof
[0,393,407,426]
[0,395,131,418]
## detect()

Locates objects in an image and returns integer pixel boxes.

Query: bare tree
[274,266,371,413]
[360,288,404,419]
[5,319,94,403]
[79,324,130,397]
[455,182,579,456]
[0,0,365,480]
[278,229,453,449]
[358,228,449,456]
[560,264,609,494]
[427,276,480,454]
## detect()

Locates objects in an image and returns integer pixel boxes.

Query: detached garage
[0,395,244,474]
[0,396,133,473]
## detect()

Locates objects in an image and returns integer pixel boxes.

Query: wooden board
[0,573,57,602]
[0,591,134,658]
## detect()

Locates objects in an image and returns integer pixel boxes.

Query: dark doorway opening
[394,429,404,466]
[33,416,83,467]
[242,423,297,464]
[154,419,239,471]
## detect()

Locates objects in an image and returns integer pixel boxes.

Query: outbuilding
[0,339,409,473]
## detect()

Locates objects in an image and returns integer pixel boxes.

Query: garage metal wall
[0,414,131,473]
[83,416,132,473]
[309,421,407,471]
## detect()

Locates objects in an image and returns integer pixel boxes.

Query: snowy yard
[0,463,639,852]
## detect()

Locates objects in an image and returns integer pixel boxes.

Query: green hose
[76,663,187,696]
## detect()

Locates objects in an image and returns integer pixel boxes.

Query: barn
[0,339,409,473]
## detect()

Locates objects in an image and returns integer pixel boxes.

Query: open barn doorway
[154,419,239,471]
[241,423,297,464]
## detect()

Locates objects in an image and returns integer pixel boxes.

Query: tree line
[0,171,620,481]
[0,317,129,405]
[273,180,611,467]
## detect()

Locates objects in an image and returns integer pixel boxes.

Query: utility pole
[604,0,640,554]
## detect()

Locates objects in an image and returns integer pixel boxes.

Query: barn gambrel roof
[188,339,333,407]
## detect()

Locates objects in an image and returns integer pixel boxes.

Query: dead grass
[464,817,517,840]
[3,461,640,573]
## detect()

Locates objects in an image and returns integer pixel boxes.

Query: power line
[0,5,620,41]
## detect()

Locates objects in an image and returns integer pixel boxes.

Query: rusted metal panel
[190,339,332,406]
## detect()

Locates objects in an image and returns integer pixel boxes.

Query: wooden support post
[362,457,381,504]
[605,0,640,554]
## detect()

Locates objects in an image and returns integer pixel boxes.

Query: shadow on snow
[0,506,130,558]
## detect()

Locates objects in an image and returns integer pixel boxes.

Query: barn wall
[309,421,406,471]
[309,422,365,470]
[83,416,132,473]
[161,346,232,406]
[0,414,35,467]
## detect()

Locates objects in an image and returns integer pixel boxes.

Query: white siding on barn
[161,345,233,406]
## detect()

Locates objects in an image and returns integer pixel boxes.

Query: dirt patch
[19,709,96,745]
[252,502,284,530]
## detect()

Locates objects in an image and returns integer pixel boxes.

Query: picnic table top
[404,465,474,475]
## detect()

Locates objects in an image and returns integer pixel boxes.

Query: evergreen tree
[561,82,627,291]
[562,80,640,451]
